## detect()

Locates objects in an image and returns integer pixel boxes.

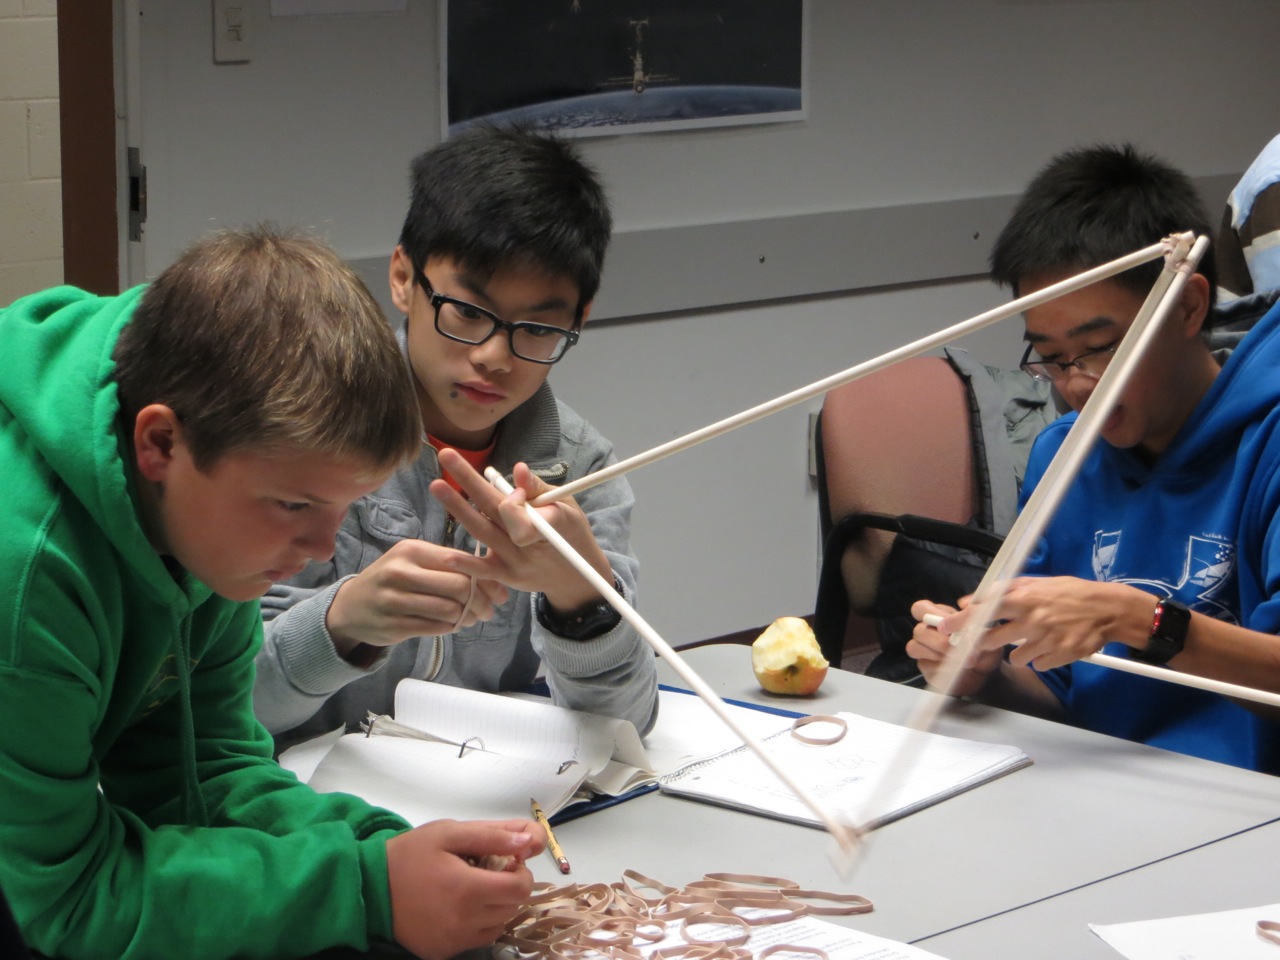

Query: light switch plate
[213,0,253,64]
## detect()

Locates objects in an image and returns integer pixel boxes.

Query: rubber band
[715,898,805,925]
[576,883,615,910]
[789,715,848,746]
[581,918,640,946]
[501,871,872,960]
[681,913,751,947]
[620,869,678,904]
[694,873,801,890]
[514,915,587,943]
[630,922,668,944]
[658,945,752,960]
[552,942,643,960]
[526,884,582,906]
[758,945,830,960]
[451,540,485,632]
[1258,920,1280,946]
[606,887,654,920]
[781,890,873,916]
[652,899,725,922]
[666,887,730,903]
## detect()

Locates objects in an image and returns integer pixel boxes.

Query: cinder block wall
[0,0,62,306]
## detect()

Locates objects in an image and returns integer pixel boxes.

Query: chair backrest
[818,355,977,609]
[815,350,1058,675]
[814,355,983,675]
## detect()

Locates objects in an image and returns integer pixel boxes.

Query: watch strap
[536,578,623,641]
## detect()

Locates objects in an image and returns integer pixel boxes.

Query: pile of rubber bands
[496,870,873,960]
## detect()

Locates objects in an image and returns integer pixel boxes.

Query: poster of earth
[443,0,806,137]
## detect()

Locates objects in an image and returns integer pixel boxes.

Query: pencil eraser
[557,860,571,875]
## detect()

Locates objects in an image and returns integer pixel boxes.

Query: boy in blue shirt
[256,126,658,746]
[910,144,1280,773]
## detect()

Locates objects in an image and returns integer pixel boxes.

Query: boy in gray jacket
[255,126,658,746]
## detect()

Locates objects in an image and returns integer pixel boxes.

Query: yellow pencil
[529,797,570,875]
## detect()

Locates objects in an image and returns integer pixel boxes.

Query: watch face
[1138,598,1190,665]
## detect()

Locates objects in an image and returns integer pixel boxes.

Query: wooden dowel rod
[532,240,1175,508]
[923,608,1280,706]
[1083,652,1280,707]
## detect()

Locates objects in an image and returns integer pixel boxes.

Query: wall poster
[442,1,807,138]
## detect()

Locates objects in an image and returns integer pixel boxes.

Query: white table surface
[915,819,1280,958]
[534,644,1280,947]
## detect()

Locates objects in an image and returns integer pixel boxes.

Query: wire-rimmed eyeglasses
[1019,341,1119,383]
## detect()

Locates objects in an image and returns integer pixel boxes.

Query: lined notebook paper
[659,710,1031,830]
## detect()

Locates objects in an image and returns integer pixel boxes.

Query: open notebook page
[643,687,800,776]
[391,678,649,782]
[307,735,583,824]
[660,710,1030,829]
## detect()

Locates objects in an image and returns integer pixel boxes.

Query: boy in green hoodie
[0,227,543,960]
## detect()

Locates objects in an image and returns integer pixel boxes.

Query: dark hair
[113,226,421,472]
[397,125,612,318]
[990,143,1217,317]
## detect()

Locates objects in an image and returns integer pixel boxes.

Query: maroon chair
[814,356,1001,679]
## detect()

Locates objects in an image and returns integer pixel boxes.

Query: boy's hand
[386,819,543,960]
[970,576,1153,671]
[326,540,508,657]
[906,598,1004,697]
[430,450,615,615]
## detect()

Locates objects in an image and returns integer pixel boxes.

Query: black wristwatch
[1133,597,1191,666]
[536,578,623,641]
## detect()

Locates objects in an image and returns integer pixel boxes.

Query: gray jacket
[254,379,658,746]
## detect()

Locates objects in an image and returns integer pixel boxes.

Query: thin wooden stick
[484,467,860,859]
[922,616,1280,708]
[1085,652,1280,707]
[532,241,1173,508]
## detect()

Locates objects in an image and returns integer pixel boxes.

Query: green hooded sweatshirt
[0,287,410,959]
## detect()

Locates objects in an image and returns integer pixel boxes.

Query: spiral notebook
[659,710,1031,830]
[302,678,653,824]
[285,684,813,825]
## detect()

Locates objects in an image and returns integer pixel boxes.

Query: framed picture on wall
[441,0,807,138]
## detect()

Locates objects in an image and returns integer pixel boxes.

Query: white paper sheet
[1090,902,1280,959]
[632,912,952,960]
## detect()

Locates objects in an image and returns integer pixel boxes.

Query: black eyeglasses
[413,267,579,365]
[1019,341,1119,383]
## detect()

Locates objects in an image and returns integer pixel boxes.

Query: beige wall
[0,0,61,306]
